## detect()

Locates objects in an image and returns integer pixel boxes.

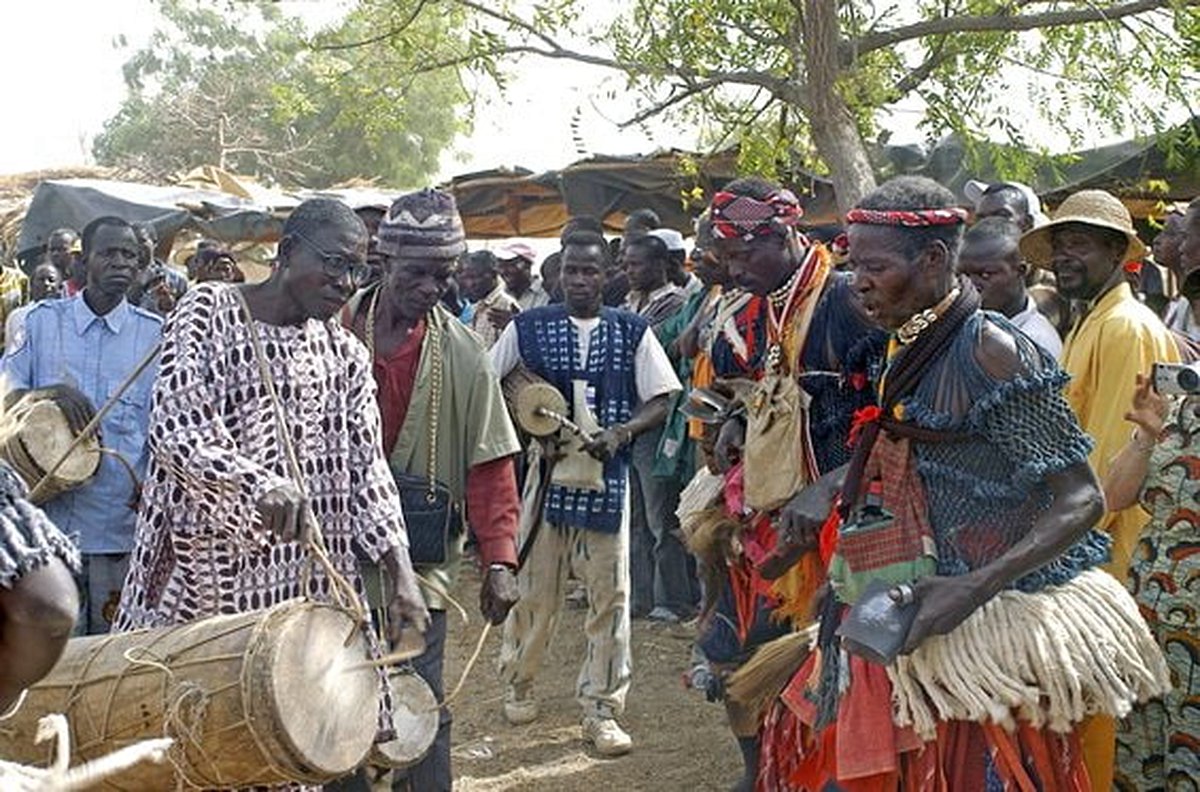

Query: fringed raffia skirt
[758,568,1171,791]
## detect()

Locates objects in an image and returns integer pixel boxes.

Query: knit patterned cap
[377,188,466,259]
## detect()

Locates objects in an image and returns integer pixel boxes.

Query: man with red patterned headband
[752,176,1167,791]
[688,178,883,791]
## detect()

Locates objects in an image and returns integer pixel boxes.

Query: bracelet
[488,563,512,572]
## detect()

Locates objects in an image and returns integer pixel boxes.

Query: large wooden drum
[0,600,380,790]
[0,398,101,503]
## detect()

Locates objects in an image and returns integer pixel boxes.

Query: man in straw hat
[752,175,1168,790]
[1019,190,1179,582]
[3,215,162,636]
[1023,191,1183,791]
[113,200,429,772]
[340,188,523,791]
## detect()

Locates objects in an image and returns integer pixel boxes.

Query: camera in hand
[1153,362,1200,395]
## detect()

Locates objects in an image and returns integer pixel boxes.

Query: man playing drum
[2,215,162,635]
[113,200,428,778]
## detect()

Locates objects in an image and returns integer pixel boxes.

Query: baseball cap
[496,242,537,263]
[964,179,1049,227]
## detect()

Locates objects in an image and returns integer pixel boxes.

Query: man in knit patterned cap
[341,188,523,791]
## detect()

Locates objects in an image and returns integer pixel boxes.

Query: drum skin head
[370,670,438,768]
[515,382,568,437]
[22,399,101,482]
[267,604,379,776]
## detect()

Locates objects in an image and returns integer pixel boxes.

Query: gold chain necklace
[366,289,441,500]
[895,286,960,345]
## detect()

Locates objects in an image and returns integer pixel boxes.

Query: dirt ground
[442,567,743,792]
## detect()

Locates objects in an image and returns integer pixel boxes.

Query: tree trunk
[802,0,877,214]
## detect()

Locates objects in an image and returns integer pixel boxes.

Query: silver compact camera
[1153,362,1200,395]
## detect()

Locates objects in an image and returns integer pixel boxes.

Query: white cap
[964,179,1048,228]
[646,228,685,251]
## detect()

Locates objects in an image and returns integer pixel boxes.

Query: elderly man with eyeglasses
[114,201,429,775]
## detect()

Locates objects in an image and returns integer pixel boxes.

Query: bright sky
[0,0,695,182]
[0,2,1181,185]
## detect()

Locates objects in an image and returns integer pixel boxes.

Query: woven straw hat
[1019,189,1145,267]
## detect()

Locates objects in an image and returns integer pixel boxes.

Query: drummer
[1,215,161,635]
[113,200,428,762]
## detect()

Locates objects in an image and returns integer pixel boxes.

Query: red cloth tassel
[848,405,882,448]
[818,498,841,566]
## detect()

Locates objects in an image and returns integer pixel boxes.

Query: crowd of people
[0,174,1195,792]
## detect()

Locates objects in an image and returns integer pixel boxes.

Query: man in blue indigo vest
[490,228,681,756]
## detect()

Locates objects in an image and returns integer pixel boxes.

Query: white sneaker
[502,685,539,725]
[582,716,632,757]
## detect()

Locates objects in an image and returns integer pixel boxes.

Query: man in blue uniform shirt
[3,215,161,634]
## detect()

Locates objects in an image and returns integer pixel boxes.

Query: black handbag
[394,472,461,566]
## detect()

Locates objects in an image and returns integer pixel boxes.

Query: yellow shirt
[1061,282,1180,581]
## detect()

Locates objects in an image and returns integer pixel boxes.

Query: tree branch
[892,35,951,95]
[407,38,792,100]
[311,0,429,51]
[850,0,1190,56]
[618,78,725,127]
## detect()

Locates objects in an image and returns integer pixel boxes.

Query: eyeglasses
[290,232,372,287]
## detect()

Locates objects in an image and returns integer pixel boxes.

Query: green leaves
[456,0,1197,202]
[94,0,469,188]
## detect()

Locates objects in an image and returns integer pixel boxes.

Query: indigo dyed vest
[514,305,648,532]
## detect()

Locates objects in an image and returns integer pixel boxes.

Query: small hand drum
[369,669,439,769]
[502,367,569,438]
[514,382,569,438]
[2,399,101,503]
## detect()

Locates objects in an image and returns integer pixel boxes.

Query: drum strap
[235,289,366,622]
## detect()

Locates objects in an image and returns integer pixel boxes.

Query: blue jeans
[76,553,130,636]
[394,609,451,791]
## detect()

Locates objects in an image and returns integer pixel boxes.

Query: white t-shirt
[489,314,681,404]
[1010,295,1063,359]
[1165,296,1200,342]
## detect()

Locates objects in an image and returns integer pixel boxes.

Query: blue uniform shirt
[2,294,161,553]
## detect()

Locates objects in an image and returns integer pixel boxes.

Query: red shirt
[374,320,426,454]
[370,319,520,567]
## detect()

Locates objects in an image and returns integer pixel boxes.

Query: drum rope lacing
[47,620,258,790]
